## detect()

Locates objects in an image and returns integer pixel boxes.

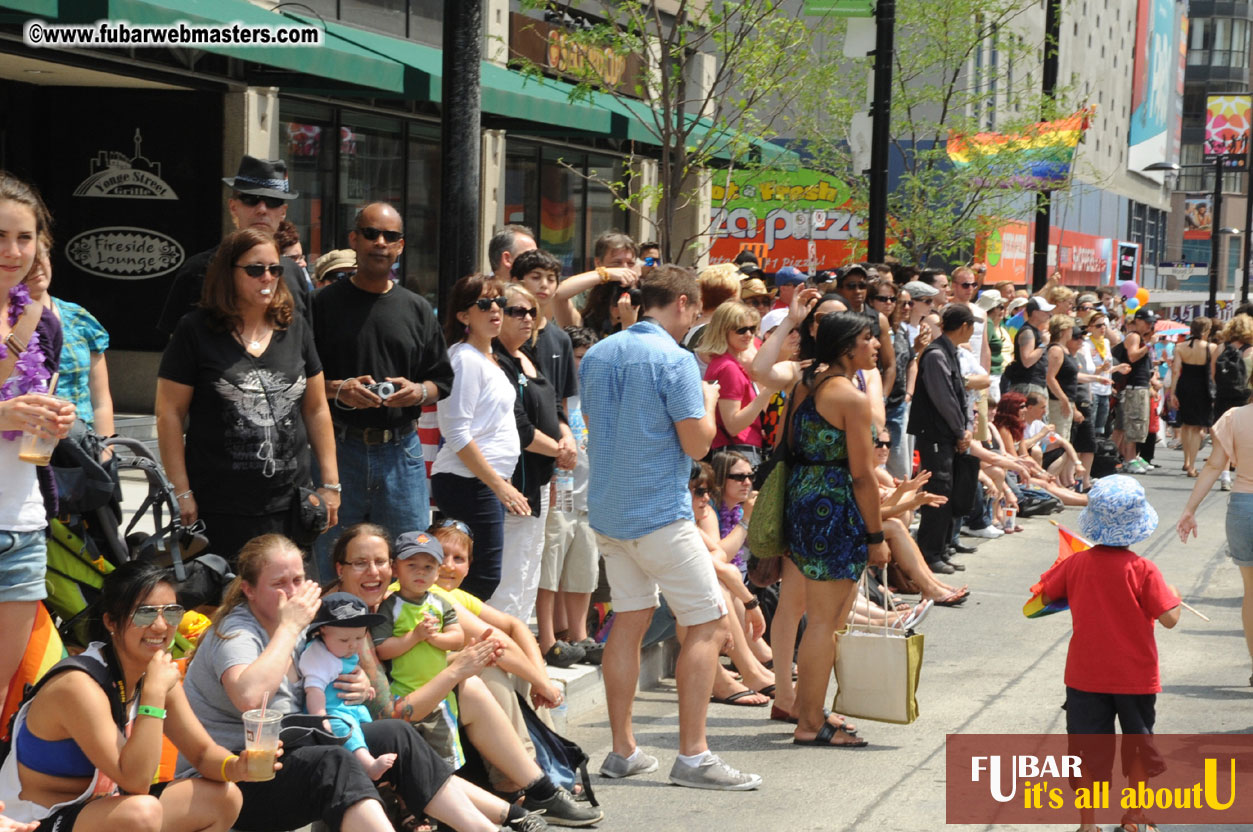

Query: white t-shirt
[1082,338,1113,396]
[432,342,521,480]
[1026,418,1058,450]
[0,438,46,531]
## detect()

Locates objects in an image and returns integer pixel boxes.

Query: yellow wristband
[221,754,239,782]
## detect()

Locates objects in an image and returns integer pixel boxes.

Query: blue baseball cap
[773,266,808,286]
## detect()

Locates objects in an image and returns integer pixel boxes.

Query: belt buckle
[380,428,394,444]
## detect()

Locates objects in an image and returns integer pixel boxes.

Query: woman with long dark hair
[156,227,339,564]
[785,312,888,747]
[1169,317,1218,476]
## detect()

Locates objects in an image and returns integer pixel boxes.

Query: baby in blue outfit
[299,591,397,780]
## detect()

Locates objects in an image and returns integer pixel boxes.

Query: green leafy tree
[515,0,816,262]
[793,0,1081,266]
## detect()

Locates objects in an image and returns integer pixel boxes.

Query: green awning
[0,0,58,17]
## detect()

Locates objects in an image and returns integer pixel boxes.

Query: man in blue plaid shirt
[579,264,762,792]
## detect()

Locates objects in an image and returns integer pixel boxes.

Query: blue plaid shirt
[579,319,704,540]
[53,298,109,429]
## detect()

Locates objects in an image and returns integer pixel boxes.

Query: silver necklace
[238,325,268,351]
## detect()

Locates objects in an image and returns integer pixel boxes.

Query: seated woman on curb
[0,561,250,832]
[326,524,601,826]
[180,534,548,832]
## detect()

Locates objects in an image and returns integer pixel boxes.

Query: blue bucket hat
[1077,475,1158,547]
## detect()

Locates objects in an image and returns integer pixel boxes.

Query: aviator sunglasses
[356,226,405,243]
[132,604,185,628]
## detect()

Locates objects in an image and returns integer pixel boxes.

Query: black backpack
[1215,343,1250,400]
[1,652,127,763]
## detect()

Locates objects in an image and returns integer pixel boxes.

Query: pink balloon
[1119,281,1139,299]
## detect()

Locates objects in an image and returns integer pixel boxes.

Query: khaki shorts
[973,391,990,442]
[1047,399,1073,444]
[540,508,600,593]
[1115,387,1150,444]
[595,519,727,626]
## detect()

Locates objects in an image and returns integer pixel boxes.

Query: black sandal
[792,721,868,748]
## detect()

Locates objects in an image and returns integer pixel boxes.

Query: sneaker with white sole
[668,754,762,791]
[964,525,1004,539]
[599,750,659,779]
[522,787,604,827]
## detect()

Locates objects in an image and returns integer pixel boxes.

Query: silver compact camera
[364,381,396,398]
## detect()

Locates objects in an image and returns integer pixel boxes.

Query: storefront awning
[0,0,58,16]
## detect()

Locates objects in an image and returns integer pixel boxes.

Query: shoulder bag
[746,382,800,559]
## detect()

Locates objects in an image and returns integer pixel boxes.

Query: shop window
[1227,235,1241,291]
[280,102,335,262]
[408,0,443,47]
[586,155,628,271]
[540,147,586,274]
[339,113,404,267]
[406,131,441,304]
[339,0,407,36]
[505,146,540,235]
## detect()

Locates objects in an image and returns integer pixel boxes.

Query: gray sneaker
[668,754,762,791]
[522,787,604,827]
[599,749,659,779]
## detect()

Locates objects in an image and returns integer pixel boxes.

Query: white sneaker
[668,754,762,791]
[965,526,1004,539]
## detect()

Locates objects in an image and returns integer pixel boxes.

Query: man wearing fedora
[157,155,309,337]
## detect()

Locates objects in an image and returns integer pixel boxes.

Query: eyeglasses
[725,472,753,482]
[431,517,475,540]
[235,193,286,210]
[342,557,390,573]
[843,282,868,291]
[1078,304,1094,312]
[355,226,404,244]
[236,263,284,278]
[901,300,914,307]
[874,440,892,448]
[733,326,756,336]
[132,604,184,628]
[505,306,536,319]
[745,297,772,307]
[471,296,507,312]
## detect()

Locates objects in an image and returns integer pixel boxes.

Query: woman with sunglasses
[698,301,778,468]
[490,284,567,625]
[156,227,339,568]
[0,561,260,832]
[431,275,526,603]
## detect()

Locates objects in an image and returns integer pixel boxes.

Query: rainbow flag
[1004,310,1025,340]
[1022,525,1091,618]
[947,108,1095,189]
[2,604,66,740]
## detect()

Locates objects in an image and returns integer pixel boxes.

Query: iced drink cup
[18,431,58,466]
[242,709,282,781]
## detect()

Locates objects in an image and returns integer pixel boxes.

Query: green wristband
[137,705,167,720]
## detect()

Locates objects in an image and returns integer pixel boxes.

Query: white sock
[623,748,642,762]
[677,750,713,767]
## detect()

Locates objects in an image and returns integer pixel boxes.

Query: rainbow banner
[2,604,66,741]
[947,108,1095,189]
[1022,524,1090,619]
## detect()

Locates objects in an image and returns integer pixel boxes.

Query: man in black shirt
[311,202,454,579]
[157,156,309,336]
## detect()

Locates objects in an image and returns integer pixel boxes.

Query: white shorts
[595,519,726,626]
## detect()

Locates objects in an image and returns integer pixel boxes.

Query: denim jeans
[312,429,430,582]
[431,472,505,601]
[1092,394,1111,438]
[886,400,910,479]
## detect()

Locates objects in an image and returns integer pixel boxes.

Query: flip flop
[772,707,858,734]
[792,721,868,748]
[711,689,769,707]
[755,684,776,698]
[933,588,969,607]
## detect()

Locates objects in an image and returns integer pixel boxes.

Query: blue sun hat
[1077,475,1158,547]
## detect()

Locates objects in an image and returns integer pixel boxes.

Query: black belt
[335,421,416,445]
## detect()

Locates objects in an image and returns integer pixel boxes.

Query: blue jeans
[431,472,505,601]
[312,429,430,582]
[886,400,910,479]
[1092,394,1111,438]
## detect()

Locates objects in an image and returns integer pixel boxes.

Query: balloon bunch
[1120,280,1149,312]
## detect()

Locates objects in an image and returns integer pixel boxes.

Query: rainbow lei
[0,283,50,440]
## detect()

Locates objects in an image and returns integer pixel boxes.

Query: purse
[833,572,925,725]
[746,384,800,559]
[278,713,350,750]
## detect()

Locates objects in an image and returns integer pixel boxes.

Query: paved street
[564,444,1253,832]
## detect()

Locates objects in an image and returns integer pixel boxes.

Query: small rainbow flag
[1023,524,1091,619]
[947,108,1096,190]
[2,604,66,740]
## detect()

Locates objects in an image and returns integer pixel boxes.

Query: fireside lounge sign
[66,227,184,280]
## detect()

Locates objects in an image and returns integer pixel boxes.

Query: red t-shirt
[704,352,764,449]
[1040,545,1178,695]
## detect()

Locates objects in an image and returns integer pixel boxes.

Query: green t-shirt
[372,591,458,698]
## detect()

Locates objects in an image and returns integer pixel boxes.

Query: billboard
[978,220,1116,287]
[1204,93,1252,163]
[1128,0,1181,178]
[708,169,862,271]
[1183,196,1213,240]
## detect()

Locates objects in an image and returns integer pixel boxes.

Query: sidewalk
[560,444,1251,831]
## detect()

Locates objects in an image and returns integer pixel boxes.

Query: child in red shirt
[1039,474,1180,832]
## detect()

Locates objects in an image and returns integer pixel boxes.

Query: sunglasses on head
[733,326,756,336]
[725,472,753,482]
[132,604,184,628]
[472,296,507,312]
[356,226,404,244]
[431,517,475,540]
[235,193,286,210]
[505,305,536,319]
[236,263,284,278]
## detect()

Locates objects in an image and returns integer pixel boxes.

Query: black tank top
[1007,323,1048,388]
[1047,344,1078,401]
[1112,338,1151,387]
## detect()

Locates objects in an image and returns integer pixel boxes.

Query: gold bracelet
[597,266,610,283]
[221,754,239,782]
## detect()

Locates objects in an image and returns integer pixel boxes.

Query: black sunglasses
[733,326,756,336]
[874,440,891,448]
[235,193,286,210]
[356,226,404,244]
[843,282,868,290]
[236,263,284,278]
[872,295,897,303]
[505,306,536,319]
[692,487,710,498]
[958,281,978,288]
[431,517,474,540]
[472,296,507,312]
[326,269,355,283]
[725,472,753,482]
[132,604,185,628]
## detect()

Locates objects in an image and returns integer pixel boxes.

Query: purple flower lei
[0,283,50,440]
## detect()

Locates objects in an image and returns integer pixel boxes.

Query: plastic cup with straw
[19,372,61,466]
[242,692,280,781]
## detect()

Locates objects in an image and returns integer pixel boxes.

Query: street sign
[807,240,817,274]
[812,210,828,227]
[802,0,874,16]
[1158,262,1208,282]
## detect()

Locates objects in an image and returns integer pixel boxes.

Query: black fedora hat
[223,155,299,200]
